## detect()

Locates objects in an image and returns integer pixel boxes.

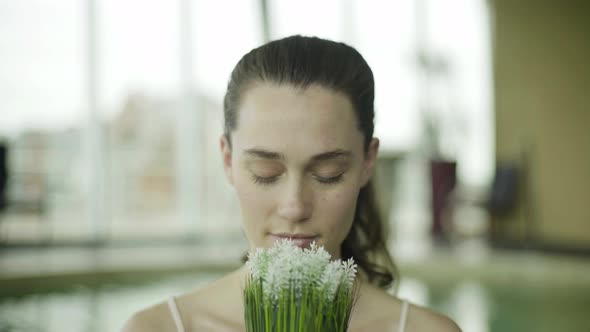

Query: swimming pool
[1,268,588,332]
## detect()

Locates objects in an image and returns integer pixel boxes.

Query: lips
[270,233,318,248]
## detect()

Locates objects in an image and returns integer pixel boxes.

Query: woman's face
[220,84,378,259]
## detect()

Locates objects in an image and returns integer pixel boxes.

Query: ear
[219,134,234,185]
[361,138,379,187]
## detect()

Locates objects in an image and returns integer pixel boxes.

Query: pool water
[420,279,590,332]
[1,272,589,332]
[0,272,220,332]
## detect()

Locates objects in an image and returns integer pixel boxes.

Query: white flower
[318,260,344,301]
[245,239,357,304]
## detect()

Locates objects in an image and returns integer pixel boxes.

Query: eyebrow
[244,148,285,160]
[310,149,352,161]
[243,148,352,162]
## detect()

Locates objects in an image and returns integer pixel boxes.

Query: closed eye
[252,174,279,185]
[314,174,344,185]
[251,173,344,186]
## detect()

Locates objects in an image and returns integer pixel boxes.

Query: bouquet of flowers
[244,239,358,332]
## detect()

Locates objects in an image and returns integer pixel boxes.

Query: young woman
[123,35,461,332]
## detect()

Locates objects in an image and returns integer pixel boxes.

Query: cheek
[234,173,274,207]
[319,186,359,237]
[233,174,275,236]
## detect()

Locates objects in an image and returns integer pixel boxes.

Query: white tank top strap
[397,299,410,332]
[167,296,186,332]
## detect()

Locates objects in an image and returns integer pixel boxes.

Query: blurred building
[3,92,240,243]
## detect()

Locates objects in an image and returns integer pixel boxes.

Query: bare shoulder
[121,300,176,332]
[352,282,461,332]
[175,267,246,309]
[122,268,246,332]
[405,302,462,332]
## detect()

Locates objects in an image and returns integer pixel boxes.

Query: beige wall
[493,0,590,247]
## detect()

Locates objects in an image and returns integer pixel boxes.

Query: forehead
[232,84,363,155]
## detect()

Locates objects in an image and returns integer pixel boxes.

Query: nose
[277,177,312,223]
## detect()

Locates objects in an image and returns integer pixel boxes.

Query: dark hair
[224,35,397,289]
